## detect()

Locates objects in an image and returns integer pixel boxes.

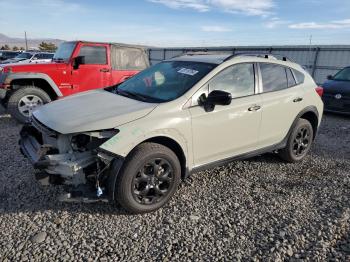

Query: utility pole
[24,31,28,51]
[308,35,313,72]
[309,35,313,46]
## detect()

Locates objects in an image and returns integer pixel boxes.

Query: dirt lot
[0,105,349,261]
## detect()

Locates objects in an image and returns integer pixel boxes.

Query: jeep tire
[7,86,51,123]
[114,142,181,214]
[279,118,314,163]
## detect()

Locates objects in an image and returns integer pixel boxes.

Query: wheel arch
[299,110,319,139]
[290,106,320,140]
[8,73,63,100]
[142,136,188,179]
[105,135,189,202]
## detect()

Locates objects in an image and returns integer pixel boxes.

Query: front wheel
[7,86,51,123]
[114,142,181,214]
[279,118,314,163]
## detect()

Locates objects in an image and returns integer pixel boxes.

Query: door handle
[293,97,303,103]
[100,68,110,73]
[248,105,261,112]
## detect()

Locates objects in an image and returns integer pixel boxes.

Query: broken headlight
[71,129,119,152]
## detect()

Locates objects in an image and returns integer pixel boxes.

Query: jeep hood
[2,62,62,72]
[33,90,158,134]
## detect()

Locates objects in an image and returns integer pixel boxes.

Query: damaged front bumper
[19,120,122,203]
[20,125,96,185]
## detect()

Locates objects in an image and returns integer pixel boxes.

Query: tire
[278,118,314,163]
[114,142,181,214]
[7,86,51,123]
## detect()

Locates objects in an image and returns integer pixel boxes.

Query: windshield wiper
[116,89,149,102]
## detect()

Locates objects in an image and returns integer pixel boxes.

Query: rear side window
[111,45,149,70]
[286,68,297,87]
[292,69,305,84]
[79,45,107,65]
[260,63,287,92]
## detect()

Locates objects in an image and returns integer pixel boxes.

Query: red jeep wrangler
[0,41,149,122]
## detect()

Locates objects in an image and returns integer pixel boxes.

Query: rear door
[71,43,112,92]
[258,63,307,148]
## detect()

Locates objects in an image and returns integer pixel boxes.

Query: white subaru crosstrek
[20,53,324,213]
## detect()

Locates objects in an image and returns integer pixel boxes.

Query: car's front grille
[31,116,58,137]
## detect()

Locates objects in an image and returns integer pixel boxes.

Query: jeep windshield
[114,61,216,103]
[53,42,77,62]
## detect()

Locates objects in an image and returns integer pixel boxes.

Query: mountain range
[0,33,64,49]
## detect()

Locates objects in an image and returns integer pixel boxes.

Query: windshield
[15,53,32,59]
[114,61,216,103]
[333,68,350,81]
[53,42,77,61]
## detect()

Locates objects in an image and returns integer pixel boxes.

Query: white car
[20,53,324,213]
[0,52,54,64]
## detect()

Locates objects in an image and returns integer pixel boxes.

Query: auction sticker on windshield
[178,68,199,76]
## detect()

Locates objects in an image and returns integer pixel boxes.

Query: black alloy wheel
[114,142,181,214]
[278,118,314,163]
[292,126,311,157]
[132,158,174,205]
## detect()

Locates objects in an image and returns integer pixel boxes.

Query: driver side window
[209,63,255,99]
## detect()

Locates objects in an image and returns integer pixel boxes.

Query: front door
[189,63,262,167]
[71,44,111,93]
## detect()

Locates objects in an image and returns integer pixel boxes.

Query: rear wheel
[279,118,314,163]
[7,86,51,123]
[114,142,181,214]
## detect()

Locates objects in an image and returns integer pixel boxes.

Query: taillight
[315,86,324,97]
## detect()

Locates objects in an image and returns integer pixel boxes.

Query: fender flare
[282,105,320,146]
[6,72,63,97]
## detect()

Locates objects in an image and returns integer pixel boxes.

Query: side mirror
[327,75,334,80]
[73,56,85,70]
[198,90,232,112]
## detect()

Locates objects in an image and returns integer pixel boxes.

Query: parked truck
[0,41,150,122]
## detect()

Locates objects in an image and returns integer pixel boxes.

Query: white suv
[20,54,324,213]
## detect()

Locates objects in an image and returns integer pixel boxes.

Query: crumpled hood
[33,89,158,134]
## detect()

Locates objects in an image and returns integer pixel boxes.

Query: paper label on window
[178,68,199,76]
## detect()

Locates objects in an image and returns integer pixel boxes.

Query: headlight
[71,129,120,151]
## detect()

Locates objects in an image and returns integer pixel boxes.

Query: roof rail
[223,53,294,63]
[169,51,294,64]
[170,50,229,59]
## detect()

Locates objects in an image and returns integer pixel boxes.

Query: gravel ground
[0,106,349,261]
